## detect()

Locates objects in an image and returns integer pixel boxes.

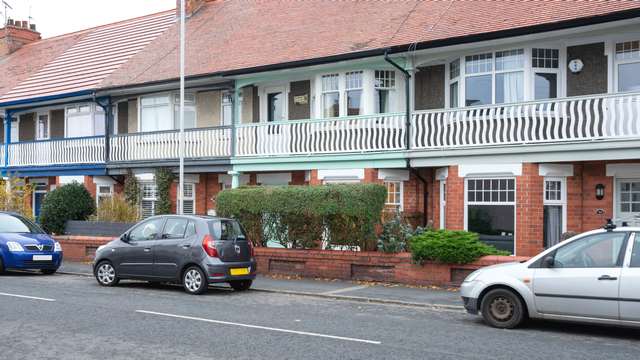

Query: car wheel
[41,269,57,275]
[480,288,525,329]
[183,266,207,295]
[229,280,252,291]
[95,261,119,287]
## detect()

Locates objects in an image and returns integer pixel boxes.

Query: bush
[124,169,140,207]
[40,183,95,234]
[377,212,413,253]
[217,184,387,250]
[409,229,509,264]
[0,177,33,220]
[93,194,139,223]
[155,168,175,215]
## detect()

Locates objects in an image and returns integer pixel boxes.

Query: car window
[209,220,246,241]
[0,213,44,234]
[129,218,165,242]
[162,218,188,239]
[185,221,196,238]
[554,232,627,268]
[631,233,640,268]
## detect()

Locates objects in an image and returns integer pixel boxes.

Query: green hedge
[40,183,95,235]
[409,229,509,264]
[216,184,386,250]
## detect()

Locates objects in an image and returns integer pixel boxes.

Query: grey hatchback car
[93,215,256,294]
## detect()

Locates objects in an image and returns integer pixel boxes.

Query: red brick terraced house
[1,0,640,256]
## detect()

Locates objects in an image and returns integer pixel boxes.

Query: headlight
[463,269,482,283]
[7,241,24,252]
[54,242,62,252]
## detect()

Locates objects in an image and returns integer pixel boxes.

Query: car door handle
[597,275,617,281]
[143,248,151,252]
[181,245,191,249]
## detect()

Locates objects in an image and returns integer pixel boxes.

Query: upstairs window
[375,70,396,114]
[140,93,196,132]
[465,53,493,106]
[532,48,559,100]
[173,93,196,129]
[448,60,460,108]
[494,49,524,104]
[616,40,640,92]
[322,74,340,118]
[346,71,364,116]
[66,104,105,138]
[36,113,49,140]
[221,91,233,126]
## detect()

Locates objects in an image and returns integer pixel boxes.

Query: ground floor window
[182,183,195,215]
[96,185,113,208]
[140,182,157,219]
[617,179,640,224]
[543,178,566,248]
[466,178,515,254]
[384,181,403,212]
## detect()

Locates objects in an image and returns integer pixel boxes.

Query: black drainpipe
[384,50,429,226]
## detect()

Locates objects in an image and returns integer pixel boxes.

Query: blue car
[0,212,63,275]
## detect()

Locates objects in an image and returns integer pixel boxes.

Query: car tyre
[183,266,208,295]
[95,261,119,287]
[480,288,525,329]
[41,268,57,275]
[229,280,252,291]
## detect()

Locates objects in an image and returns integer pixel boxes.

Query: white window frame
[96,184,114,208]
[543,176,567,234]
[345,71,364,116]
[140,181,158,219]
[531,48,562,101]
[613,38,640,93]
[384,180,403,212]
[614,178,640,223]
[64,103,104,138]
[138,92,197,132]
[221,90,234,126]
[35,110,51,141]
[463,176,517,255]
[31,179,48,218]
[182,183,196,215]
[260,85,289,123]
[439,180,447,229]
[374,70,397,114]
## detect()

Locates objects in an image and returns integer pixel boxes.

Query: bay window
[322,74,340,118]
[346,71,364,116]
[448,59,460,108]
[494,49,524,104]
[616,40,640,92]
[375,70,396,113]
[66,104,105,138]
[140,93,196,132]
[465,53,493,106]
[319,70,398,117]
[466,178,515,254]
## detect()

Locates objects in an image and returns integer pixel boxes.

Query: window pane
[267,92,284,122]
[375,89,390,113]
[449,81,459,108]
[468,204,515,254]
[375,70,395,88]
[449,59,460,79]
[495,71,524,104]
[174,107,196,129]
[162,218,188,239]
[554,232,627,268]
[322,74,339,91]
[532,48,559,69]
[346,71,363,89]
[323,92,340,118]
[534,73,558,100]
[544,205,563,248]
[495,49,524,71]
[347,89,363,116]
[615,40,640,61]
[94,112,106,136]
[465,53,493,74]
[66,114,93,138]
[618,62,640,92]
[130,218,164,241]
[465,75,492,106]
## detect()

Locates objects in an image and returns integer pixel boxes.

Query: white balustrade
[0,146,4,167]
[236,113,406,156]
[110,127,231,162]
[412,92,640,150]
[7,136,105,167]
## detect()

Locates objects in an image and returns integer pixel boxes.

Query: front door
[533,231,629,319]
[153,217,197,279]
[620,232,640,321]
[116,218,164,277]
[33,192,46,220]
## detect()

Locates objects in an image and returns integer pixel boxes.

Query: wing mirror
[542,255,555,268]
[120,233,130,243]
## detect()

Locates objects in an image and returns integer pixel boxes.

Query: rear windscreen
[209,220,247,241]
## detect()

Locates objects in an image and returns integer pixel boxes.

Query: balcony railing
[7,136,105,167]
[110,126,232,162]
[0,146,4,167]
[236,113,406,157]
[411,91,640,150]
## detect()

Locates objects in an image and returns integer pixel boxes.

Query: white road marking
[0,292,56,302]
[136,310,381,345]
[321,285,370,295]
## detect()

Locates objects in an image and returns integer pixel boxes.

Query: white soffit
[257,173,292,185]
[93,176,117,185]
[538,164,574,177]
[59,175,85,185]
[135,173,155,182]
[317,169,365,180]
[458,163,522,177]
[378,169,409,181]
[218,174,250,185]
[435,167,448,181]
[606,164,640,177]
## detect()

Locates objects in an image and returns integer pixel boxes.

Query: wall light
[595,184,605,200]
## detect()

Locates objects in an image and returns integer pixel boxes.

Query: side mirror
[542,255,555,268]
[120,233,130,243]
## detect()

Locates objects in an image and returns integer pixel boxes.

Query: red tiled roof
[0,10,175,103]
[2,0,640,102]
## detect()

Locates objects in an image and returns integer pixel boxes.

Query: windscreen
[0,214,44,234]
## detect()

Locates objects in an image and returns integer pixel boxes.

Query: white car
[460,223,640,328]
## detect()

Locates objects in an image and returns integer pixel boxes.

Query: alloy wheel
[97,263,116,285]
[184,269,203,293]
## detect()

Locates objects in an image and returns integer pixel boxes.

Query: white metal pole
[178,0,185,215]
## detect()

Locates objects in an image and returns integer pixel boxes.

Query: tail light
[202,235,218,257]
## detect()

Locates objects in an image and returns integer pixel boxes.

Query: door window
[553,232,628,268]
[631,233,640,267]
[267,92,284,122]
[129,218,165,242]
[543,178,566,248]
[161,218,189,239]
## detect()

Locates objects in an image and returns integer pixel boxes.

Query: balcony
[235,113,406,157]
[109,126,232,162]
[6,136,105,168]
[411,92,640,150]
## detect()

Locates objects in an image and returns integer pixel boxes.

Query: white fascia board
[317,168,365,180]
[93,176,117,185]
[435,167,449,181]
[538,164,574,177]
[458,163,522,177]
[59,176,85,185]
[377,169,409,181]
[606,163,640,177]
[257,172,292,185]
[218,174,250,185]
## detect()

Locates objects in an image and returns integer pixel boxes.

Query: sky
[2,0,176,38]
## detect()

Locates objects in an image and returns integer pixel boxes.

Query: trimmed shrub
[155,168,175,215]
[377,212,413,253]
[93,194,139,223]
[409,229,509,264]
[217,184,386,250]
[40,183,95,235]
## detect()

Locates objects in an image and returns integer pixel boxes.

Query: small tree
[124,169,140,207]
[94,194,139,223]
[155,168,175,215]
[40,183,95,235]
[0,177,33,219]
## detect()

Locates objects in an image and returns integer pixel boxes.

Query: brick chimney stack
[0,19,41,56]
[177,0,206,18]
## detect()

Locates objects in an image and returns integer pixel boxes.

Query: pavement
[59,260,462,309]
[2,270,640,360]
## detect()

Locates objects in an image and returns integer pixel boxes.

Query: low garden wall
[55,236,527,286]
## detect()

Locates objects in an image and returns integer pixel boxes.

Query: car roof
[145,214,235,222]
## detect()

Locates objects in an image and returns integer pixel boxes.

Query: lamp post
[177,0,185,215]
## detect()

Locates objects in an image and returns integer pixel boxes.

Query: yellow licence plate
[230,267,250,276]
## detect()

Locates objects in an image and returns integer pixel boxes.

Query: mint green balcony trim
[231,151,407,172]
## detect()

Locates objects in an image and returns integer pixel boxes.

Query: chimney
[0,19,41,56]
[176,0,206,18]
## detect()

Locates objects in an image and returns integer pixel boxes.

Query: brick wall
[516,163,544,257]
[580,162,613,231]
[445,165,464,230]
